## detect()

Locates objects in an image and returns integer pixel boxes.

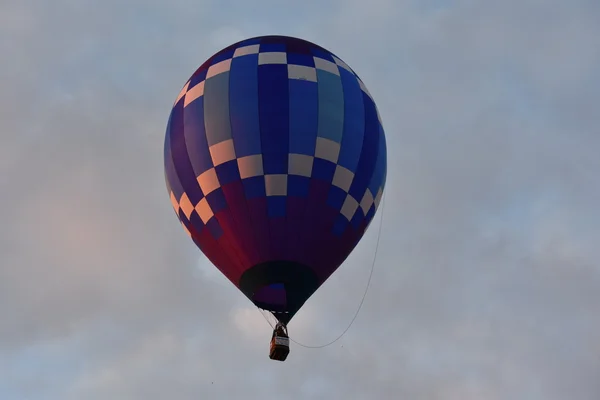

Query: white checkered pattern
[338,185,384,223]
[237,154,263,179]
[175,81,189,105]
[209,139,236,166]
[206,59,232,79]
[288,64,317,82]
[315,137,340,164]
[332,165,354,192]
[288,153,313,177]
[233,44,259,57]
[197,168,220,195]
[179,192,194,219]
[340,195,359,221]
[170,138,383,225]
[265,174,287,196]
[313,57,340,76]
[374,187,383,209]
[173,45,373,109]
[170,191,179,214]
[357,79,371,99]
[332,55,353,73]
[169,178,383,227]
[169,43,384,229]
[184,81,204,107]
[195,197,213,224]
[359,189,374,215]
[258,52,287,65]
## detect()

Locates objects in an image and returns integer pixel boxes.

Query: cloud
[1,0,599,399]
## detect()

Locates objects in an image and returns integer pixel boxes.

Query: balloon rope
[259,191,387,349]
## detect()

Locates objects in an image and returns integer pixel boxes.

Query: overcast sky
[1,0,600,399]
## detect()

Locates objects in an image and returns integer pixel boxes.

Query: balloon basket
[269,324,290,362]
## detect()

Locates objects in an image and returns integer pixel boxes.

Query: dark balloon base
[239,260,320,324]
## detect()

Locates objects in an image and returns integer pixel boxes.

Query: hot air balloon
[164,35,387,361]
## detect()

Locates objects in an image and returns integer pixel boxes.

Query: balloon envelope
[164,35,387,323]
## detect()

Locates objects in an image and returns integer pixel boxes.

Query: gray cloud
[1,0,599,399]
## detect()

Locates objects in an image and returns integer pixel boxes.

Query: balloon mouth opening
[253,283,288,308]
[238,260,320,322]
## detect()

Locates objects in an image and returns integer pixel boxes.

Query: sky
[1,0,600,399]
